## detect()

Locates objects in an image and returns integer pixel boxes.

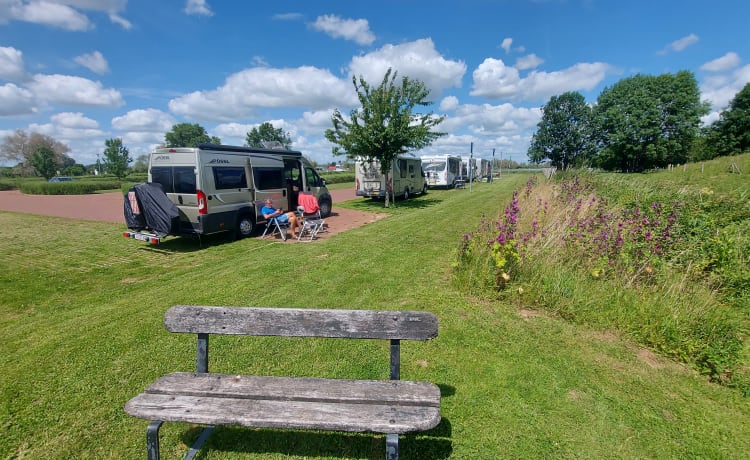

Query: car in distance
[48,176,73,182]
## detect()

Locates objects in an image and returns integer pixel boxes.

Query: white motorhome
[125,143,331,242]
[421,155,462,188]
[355,155,427,200]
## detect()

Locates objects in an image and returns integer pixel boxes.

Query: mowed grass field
[1,172,749,459]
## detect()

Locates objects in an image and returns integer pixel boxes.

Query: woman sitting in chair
[261,199,299,239]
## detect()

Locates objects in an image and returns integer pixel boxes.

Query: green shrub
[19,181,98,195]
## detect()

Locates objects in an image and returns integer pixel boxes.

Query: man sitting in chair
[261,199,299,239]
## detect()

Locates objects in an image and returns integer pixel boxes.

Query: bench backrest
[165,305,438,340]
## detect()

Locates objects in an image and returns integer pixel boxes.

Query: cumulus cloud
[28,74,124,107]
[658,33,699,55]
[0,1,131,30]
[9,1,92,31]
[0,83,36,116]
[515,53,544,70]
[74,51,109,75]
[29,112,104,141]
[700,63,750,110]
[168,66,355,122]
[311,15,375,45]
[470,58,613,102]
[112,108,175,132]
[701,52,741,73]
[440,95,459,111]
[184,0,212,16]
[348,38,466,97]
[500,38,513,54]
[0,46,27,82]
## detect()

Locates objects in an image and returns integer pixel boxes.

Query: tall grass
[453,154,750,391]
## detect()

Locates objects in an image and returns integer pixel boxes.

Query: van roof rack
[197,143,302,157]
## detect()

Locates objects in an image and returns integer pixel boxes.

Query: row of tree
[528,71,750,171]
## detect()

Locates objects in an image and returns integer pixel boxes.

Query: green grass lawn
[1,172,749,459]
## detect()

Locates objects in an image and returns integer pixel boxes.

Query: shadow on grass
[132,231,244,253]
[181,420,453,459]
[344,195,444,213]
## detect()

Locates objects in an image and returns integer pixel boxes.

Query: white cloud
[440,95,459,111]
[112,108,175,133]
[659,33,699,55]
[311,15,375,45]
[74,51,109,75]
[700,63,750,110]
[168,66,355,122]
[515,53,544,70]
[348,38,466,97]
[500,38,513,54]
[700,52,741,73]
[0,83,36,116]
[471,58,613,102]
[28,74,124,107]
[10,1,92,31]
[184,0,212,16]
[0,46,27,82]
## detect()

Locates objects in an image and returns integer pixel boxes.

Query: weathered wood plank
[124,392,441,434]
[140,373,441,406]
[164,306,439,340]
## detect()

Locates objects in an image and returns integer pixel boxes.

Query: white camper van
[124,143,332,242]
[421,154,462,188]
[355,155,427,199]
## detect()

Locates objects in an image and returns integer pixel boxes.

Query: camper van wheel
[235,214,255,239]
[403,188,410,200]
[319,199,332,218]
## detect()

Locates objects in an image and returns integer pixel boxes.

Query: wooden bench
[124,305,441,460]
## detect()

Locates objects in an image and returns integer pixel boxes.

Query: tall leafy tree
[325,68,445,207]
[528,91,594,169]
[245,122,292,148]
[31,146,57,180]
[1,130,71,175]
[102,138,132,179]
[593,71,708,172]
[164,123,220,147]
[705,82,750,157]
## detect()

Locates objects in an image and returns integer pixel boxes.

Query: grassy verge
[1,172,749,459]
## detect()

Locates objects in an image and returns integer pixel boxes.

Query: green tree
[705,82,750,157]
[102,138,132,179]
[528,91,594,169]
[245,122,292,148]
[31,146,57,180]
[1,130,71,175]
[325,68,445,207]
[164,123,220,147]
[593,71,708,172]
[132,154,149,173]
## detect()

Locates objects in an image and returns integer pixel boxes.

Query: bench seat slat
[165,306,438,340]
[125,374,441,434]
[139,372,441,406]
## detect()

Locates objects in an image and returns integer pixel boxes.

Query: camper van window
[151,166,196,194]
[213,167,247,190]
[399,159,407,178]
[305,167,321,188]
[253,167,284,190]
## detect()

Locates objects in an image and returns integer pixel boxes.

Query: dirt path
[0,188,386,240]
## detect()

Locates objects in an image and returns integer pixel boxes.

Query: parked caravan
[123,143,332,244]
[477,158,491,181]
[355,155,427,199]
[421,155,462,188]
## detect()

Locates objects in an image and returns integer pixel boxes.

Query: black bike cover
[124,182,180,236]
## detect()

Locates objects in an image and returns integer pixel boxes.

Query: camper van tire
[235,213,256,239]
[318,197,332,218]
[403,188,410,200]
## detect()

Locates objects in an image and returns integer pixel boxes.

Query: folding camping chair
[261,215,291,241]
[296,206,325,241]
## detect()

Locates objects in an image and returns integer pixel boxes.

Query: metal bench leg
[386,433,399,460]
[147,420,163,460]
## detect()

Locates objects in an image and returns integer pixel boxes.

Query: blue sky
[1,0,749,167]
